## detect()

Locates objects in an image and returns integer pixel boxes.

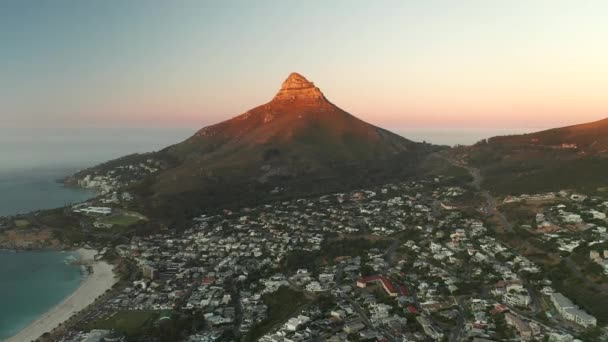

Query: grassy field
[99,213,142,227]
[85,310,159,336]
[14,219,30,228]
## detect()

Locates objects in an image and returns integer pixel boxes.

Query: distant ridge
[467,116,608,195]
[486,117,608,153]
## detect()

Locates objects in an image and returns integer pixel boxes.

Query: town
[14,172,599,342]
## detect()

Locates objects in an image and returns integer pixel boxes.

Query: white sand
[5,248,117,342]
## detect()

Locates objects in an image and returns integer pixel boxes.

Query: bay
[0,127,194,217]
[0,169,95,217]
[0,127,194,340]
[0,250,83,340]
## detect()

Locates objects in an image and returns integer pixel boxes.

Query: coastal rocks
[0,228,62,250]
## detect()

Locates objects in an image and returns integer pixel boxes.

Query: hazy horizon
[3,3,608,342]
[0,126,536,175]
[0,127,193,175]
[2,1,605,174]
[2,1,608,131]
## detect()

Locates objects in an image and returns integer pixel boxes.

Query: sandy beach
[5,248,117,342]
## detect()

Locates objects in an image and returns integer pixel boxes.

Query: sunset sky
[2,0,608,131]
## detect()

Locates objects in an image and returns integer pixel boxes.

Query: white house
[284,315,310,331]
[549,292,596,328]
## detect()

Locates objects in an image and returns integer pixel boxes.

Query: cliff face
[272,72,327,103]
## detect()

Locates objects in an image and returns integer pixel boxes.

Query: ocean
[0,169,95,217]
[394,127,534,146]
[0,127,195,217]
[0,127,194,340]
[0,250,83,340]
[0,127,196,176]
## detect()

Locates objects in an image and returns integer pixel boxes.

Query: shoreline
[0,175,96,221]
[5,248,117,342]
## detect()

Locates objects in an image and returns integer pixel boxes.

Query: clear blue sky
[2,0,608,130]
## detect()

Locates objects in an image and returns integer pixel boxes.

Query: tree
[361,265,375,277]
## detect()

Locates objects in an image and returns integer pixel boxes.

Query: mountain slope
[154,72,416,193]
[486,118,608,153]
[464,117,608,195]
[71,73,438,221]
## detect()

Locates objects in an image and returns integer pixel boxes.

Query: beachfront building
[82,329,125,342]
[75,206,113,215]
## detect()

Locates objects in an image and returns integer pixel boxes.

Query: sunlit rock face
[156,71,416,194]
[272,72,327,103]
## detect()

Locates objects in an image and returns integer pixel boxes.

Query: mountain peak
[273,72,327,103]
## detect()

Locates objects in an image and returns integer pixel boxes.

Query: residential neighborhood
[28,174,605,342]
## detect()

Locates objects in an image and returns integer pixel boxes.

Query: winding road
[439,152,596,337]
[441,155,513,232]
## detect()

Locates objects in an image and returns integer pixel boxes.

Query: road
[440,155,513,232]
[449,296,468,342]
[506,303,570,335]
[438,153,579,336]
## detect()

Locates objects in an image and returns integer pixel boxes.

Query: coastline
[0,170,95,220]
[5,248,117,342]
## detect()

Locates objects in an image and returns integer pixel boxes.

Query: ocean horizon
[0,126,535,218]
[0,169,95,217]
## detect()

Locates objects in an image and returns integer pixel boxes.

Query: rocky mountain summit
[272,72,327,103]
[163,72,418,192]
